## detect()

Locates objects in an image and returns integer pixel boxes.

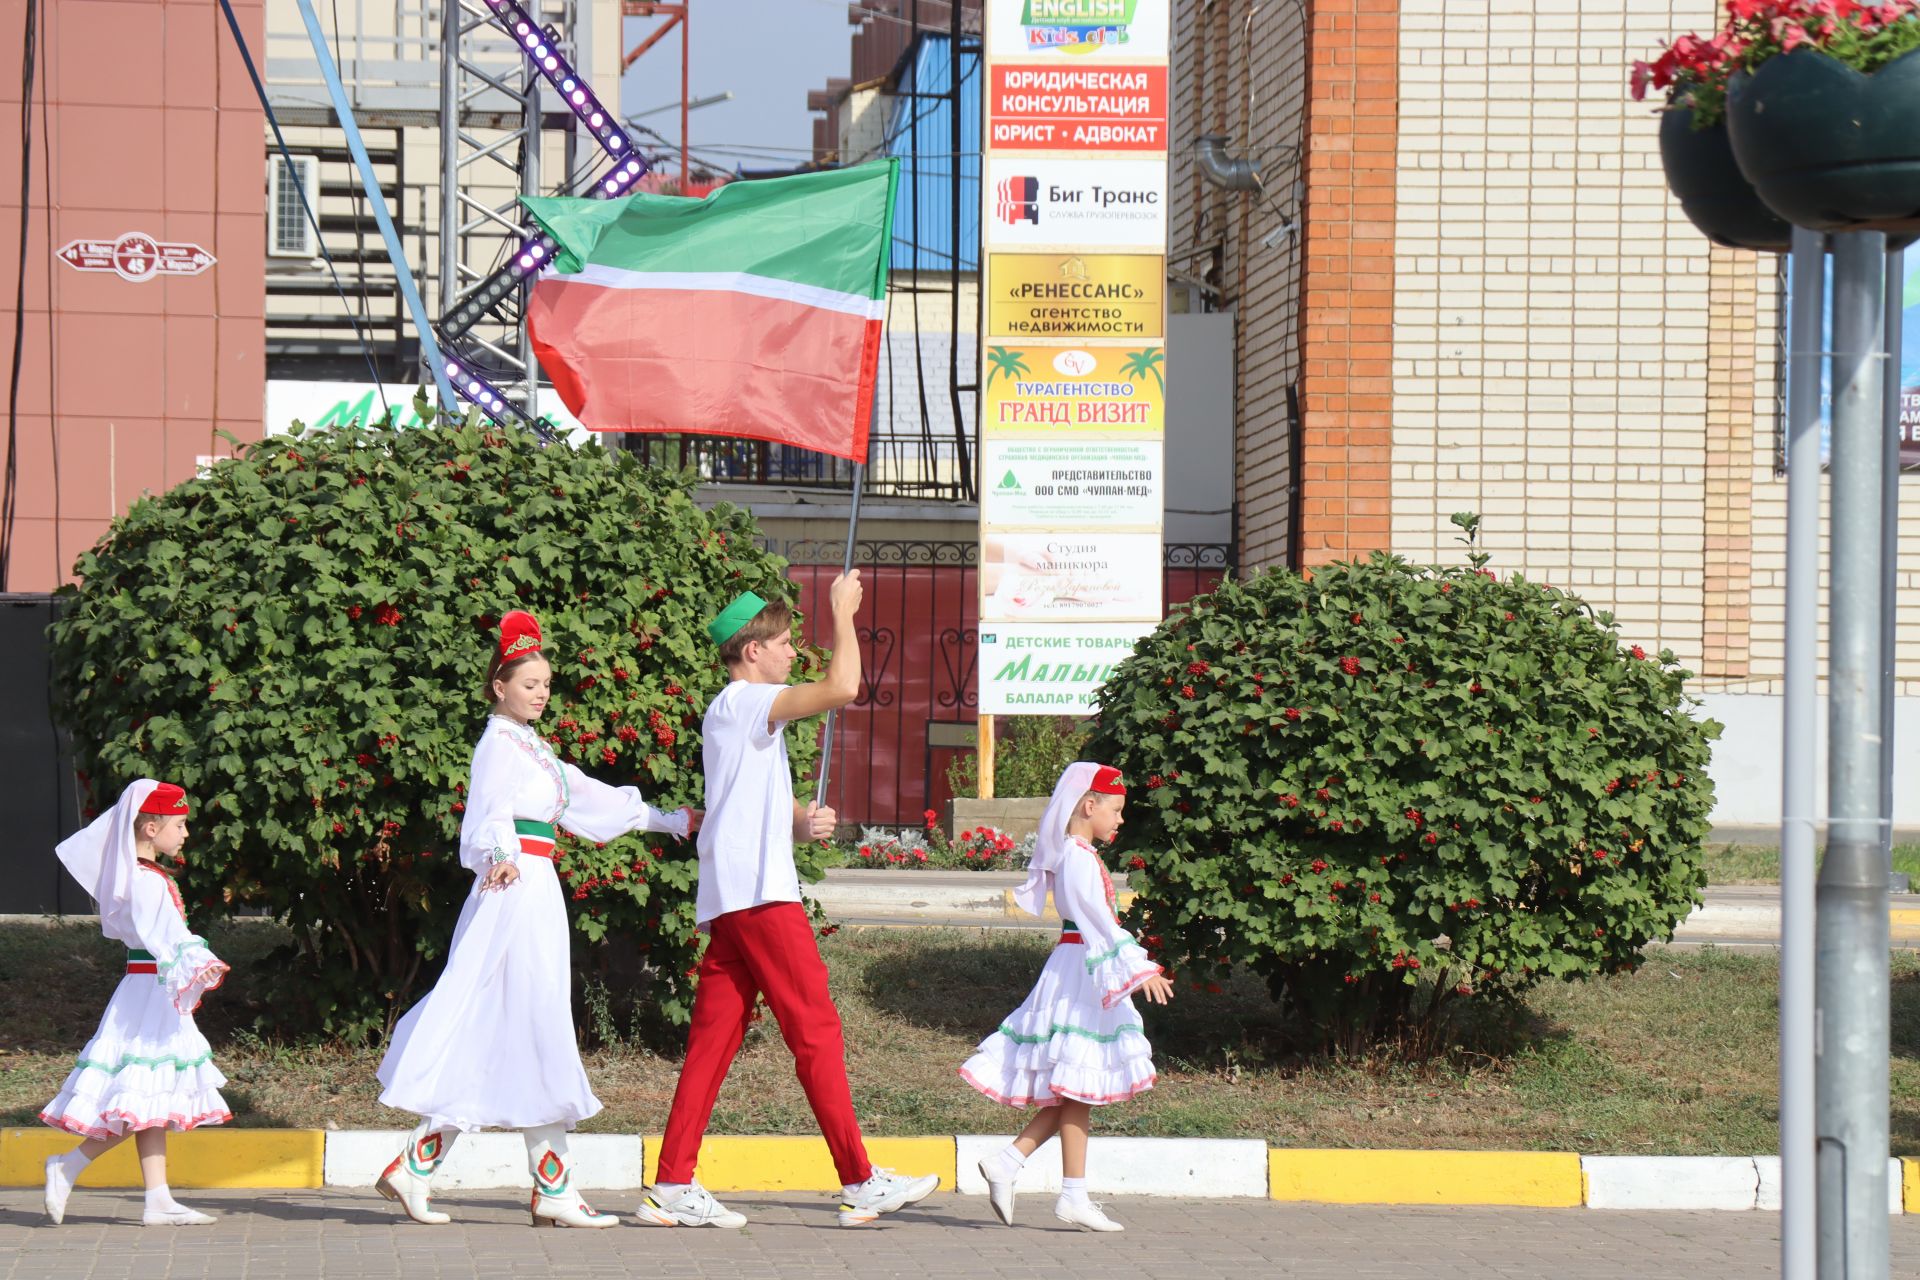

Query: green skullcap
[708,592,770,647]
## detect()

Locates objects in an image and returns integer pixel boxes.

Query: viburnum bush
[1633,0,1920,125]
[1083,530,1720,1051]
[50,406,823,1042]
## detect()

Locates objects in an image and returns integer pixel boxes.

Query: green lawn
[4,920,1917,1155]
[1704,843,1920,885]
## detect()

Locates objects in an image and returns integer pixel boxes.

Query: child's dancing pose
[960,762,1173,1232]
[41,781,232,1227]
[374,610,696,1227]
[641,576,941,1228]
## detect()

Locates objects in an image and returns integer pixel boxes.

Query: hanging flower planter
[1658,107,1792,252]
[1633,2,1920,238]
[1726,47,1920,235]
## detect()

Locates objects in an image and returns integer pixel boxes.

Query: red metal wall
[0,0,267,590]
[789,561,1226,825]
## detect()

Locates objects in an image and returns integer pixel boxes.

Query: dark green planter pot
[1659,108,1792,252]
[1726,47,1920,234]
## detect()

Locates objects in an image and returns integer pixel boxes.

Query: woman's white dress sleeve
[459,733,522,873]
[557,762,689,843]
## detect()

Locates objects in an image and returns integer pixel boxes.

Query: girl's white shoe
[141,1206,215,1227]
[43,1155,76,1225]
[1054,1195,1124,1232]
[978,1157,1017,1226]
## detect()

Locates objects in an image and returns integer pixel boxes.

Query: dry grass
[1704,842,1920,885]
[4,920,1917,1154]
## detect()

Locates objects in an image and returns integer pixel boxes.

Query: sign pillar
[977,0,1172,750]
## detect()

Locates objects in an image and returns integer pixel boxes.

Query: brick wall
[1170,0,1307,571]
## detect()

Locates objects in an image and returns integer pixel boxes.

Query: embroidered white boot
[527,1131,617,1229]
[375,1127,455,1225]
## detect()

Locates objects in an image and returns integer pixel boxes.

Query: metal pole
[519,57,542,416]
[1817,228,1891,1280]
[1881,247,1905,892]
[294,0,458,413]
[1782,226,1825,1280]
[813,463,867,809]
[437,0,459,387]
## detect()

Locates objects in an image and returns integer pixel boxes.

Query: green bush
[1083,545,1719,1052]
[946,715,1089,798]
[50,407,823,1042]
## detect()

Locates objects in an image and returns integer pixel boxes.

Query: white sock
[651,1182,690,1197]
[58,1149,91,1179]
[1060,1176,1090,1206]
[983,1145,1025,1181]
[144,1183,183,1215]
[842,1169,876,1199]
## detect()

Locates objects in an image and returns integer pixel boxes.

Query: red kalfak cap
[140,783,190,816]
[499,610,543,659]
[1090,766,1126,796]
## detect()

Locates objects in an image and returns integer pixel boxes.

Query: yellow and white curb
[6,1129,1919,1212]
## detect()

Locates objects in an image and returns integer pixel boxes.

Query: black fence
[0,594,84,914]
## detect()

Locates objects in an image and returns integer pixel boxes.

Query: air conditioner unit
[268,155,320,259]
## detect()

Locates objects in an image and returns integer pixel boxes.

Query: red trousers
[654,901,871,1187]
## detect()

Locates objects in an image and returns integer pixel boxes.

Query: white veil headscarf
[1012,761,1102,918]
[55,778,161,947]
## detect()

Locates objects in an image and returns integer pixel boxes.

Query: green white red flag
[521,160,898,463]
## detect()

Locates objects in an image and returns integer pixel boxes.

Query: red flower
[1338,656,1360,676]
[1310,859,1328,873]
[923,808,938,829]
[357,753,376,767]
[1422,833,1438,845]
[618,725,640,743]
[1368,892,1380,903]
[1180,684,1196,699]
[331,822,345,834]
[1280,872,1294,885]
[1278,793,1299,808]
[613,668,630,682]
[1350,612,1364,624]
[1330,819,1345,832]
[1147,774,1165,789]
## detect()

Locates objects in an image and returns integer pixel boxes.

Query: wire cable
[2,0,41,589]
[215,0,389,418]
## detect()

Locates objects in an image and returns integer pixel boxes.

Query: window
[268,155,319,259]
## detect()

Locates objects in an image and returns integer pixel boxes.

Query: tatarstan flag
[521,160,898,463]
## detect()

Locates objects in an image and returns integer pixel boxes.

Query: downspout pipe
[1195,134,1262,192]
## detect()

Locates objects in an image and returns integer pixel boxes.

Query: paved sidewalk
[6,1190,1920,1279]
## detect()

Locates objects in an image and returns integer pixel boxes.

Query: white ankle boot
[528,1142,617,1229]
[375,1129,453,1225]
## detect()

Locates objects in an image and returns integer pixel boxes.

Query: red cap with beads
[139,783,190,816]
[499,610,543,659]
[1090,766,1126,796]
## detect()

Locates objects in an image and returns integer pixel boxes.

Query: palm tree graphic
[985,346,1032,390]
[1120,347,1165,396]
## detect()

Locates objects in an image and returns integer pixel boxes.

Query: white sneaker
[1054,1195,1123,1232]
[838,1167,940,1226]
[633,1181,746,1228]
[142,1206,216,1227]
[977,1157,1016,1226]
[43,1155,76,1225]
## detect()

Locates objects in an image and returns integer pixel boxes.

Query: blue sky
[618,0,853,173]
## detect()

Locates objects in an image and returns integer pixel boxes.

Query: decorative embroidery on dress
[492,716,569,821]
[137,860,188,919]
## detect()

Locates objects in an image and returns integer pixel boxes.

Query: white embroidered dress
[377,715,688,1133]
[41,859,231,1139]
[960,836,1162,1107]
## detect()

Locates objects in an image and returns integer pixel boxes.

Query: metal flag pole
[1880,245,1905,894]
[292,0,458,414]
[1817,228,1892,1280]
[813,376,879,811]
[1780,226,1824,1280]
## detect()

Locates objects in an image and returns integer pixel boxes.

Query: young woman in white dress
[40,780,231,1227]
[959,762,1174,1232]
[374,610,699,1227]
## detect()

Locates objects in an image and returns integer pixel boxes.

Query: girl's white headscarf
[1012,761,1101,918]
[55,779,161,946]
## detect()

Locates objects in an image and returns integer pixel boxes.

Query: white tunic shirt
[695,680,799,928]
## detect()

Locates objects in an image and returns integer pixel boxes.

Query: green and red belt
[516,818,557,859]
[126,948,156,975]
[1058,920,1082,946]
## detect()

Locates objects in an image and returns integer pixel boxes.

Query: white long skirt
[959,942,1157,1108]
[376,856,600,1132]
[41,976,231,1139]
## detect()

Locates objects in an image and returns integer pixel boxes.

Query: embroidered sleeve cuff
[158,938,230,1015]
[1082,933,1163,1008]
[647,805,691,840]
[487,846,518,866]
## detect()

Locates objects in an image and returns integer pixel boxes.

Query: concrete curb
[6,1130,1916,1212]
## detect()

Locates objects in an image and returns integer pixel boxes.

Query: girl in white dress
[374,610,698,1227]
[959,762,1174,1232]
[40,780,231,1227]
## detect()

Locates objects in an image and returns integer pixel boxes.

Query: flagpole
[812,459,867,811]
